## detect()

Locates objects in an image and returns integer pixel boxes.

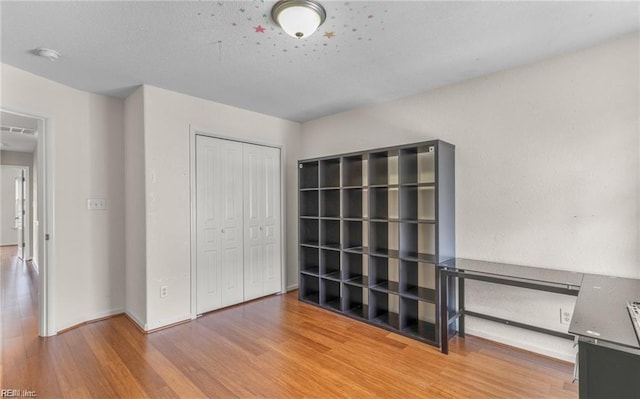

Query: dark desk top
[438,258,584,289]
[569,274,640,350]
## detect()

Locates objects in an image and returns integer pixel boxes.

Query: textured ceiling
[1,1,638,122]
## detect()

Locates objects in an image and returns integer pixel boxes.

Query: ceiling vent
[0,125,36,135]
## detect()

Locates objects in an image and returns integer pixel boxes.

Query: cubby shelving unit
[298,140,455,348]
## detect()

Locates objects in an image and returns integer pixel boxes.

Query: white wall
[301,33,639,360]
[124,86,147,327]
[136,85,301,330]
[1,64,126,332]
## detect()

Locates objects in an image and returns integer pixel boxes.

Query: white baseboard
[287,284,299,292]
[57,307,125,333]
[145,313,192,331]
[92,307,125,320]
[125,310,146,331]
[466,327,576,363]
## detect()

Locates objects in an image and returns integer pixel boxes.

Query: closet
[195,135,281,315]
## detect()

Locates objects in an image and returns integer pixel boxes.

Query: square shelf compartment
[399,148,418,185]
[343,188,365,219]
[321,278,342,311]
[321,249,341,280]
[320,219,341,249]
[320,189,340,218]
[300,161,319,189]
[418,186,435,221]
[399,186,435,221]
[400,297,436,342]
[368,151,389,186]
[343,220,365,250]
[342,155,365,187]
[417,145,436,184]
[300,274,320,304]
[299,246,320,275]
[370,187,398,220]
[343,252,366,285]
[369,256,399,292]
[300,190,319,217]
[399,222,435,262]
[300,219,319,246]
[369,221,399,257]
[320,158,341,188]
[370,290,399,329]
[399,261,435,302]
[344,284,368,319]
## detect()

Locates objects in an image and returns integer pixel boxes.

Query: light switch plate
[87,199,107,210]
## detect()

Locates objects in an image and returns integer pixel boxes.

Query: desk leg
[458,277,465,337]
[439,269,449,354]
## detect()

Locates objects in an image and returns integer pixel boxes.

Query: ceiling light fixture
[271,0,326,39]
[36,48,60,62]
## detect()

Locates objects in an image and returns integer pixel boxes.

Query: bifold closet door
[196,136,245,314]
[243,143,282,301]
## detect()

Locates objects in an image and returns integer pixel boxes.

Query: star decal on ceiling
[324,31,335,39]
[255,25,266,33]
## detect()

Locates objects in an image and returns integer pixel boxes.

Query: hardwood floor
[1,245,578,398]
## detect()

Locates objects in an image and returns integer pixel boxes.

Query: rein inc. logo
[1,389,37,397]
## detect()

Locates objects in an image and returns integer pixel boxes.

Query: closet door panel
[243,143,265,301]
[219,140,245,307]
[262,146,282,294]
[196,136,222,313]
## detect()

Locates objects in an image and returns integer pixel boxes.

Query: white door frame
[1,108,55,337]
[189,126,287,318]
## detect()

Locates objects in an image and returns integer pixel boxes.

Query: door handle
[221,228,225,234]
[259,226,264,231]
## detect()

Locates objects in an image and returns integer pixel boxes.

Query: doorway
[1,109,53,337]
[0,165,29,259]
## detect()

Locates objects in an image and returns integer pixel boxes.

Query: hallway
[1,245,40,389]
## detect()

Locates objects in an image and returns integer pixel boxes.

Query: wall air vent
[0,125,36,135]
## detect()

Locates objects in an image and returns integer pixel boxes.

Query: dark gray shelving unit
[298,140,455,348]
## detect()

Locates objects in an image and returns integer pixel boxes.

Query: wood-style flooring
[1,246,578,398]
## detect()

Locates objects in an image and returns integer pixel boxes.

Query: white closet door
[261,146,282,295]
[243,143,282,301]
[196,136,244,314]
[218,140,245,307]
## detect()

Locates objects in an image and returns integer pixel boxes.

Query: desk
[569,274,640,399]
[437,258,583,354]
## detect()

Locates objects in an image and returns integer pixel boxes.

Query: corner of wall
[124,86,148,326]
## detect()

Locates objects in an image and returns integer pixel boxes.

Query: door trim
[0,107,55,337]
[189,126,287,319]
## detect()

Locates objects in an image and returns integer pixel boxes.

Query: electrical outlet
[560,307,572,325]
[160,285,168,298]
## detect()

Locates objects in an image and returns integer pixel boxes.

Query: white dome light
[272,0,326,39]
[36,48,60,61]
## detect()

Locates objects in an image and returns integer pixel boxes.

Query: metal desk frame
[438,263,582,354]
